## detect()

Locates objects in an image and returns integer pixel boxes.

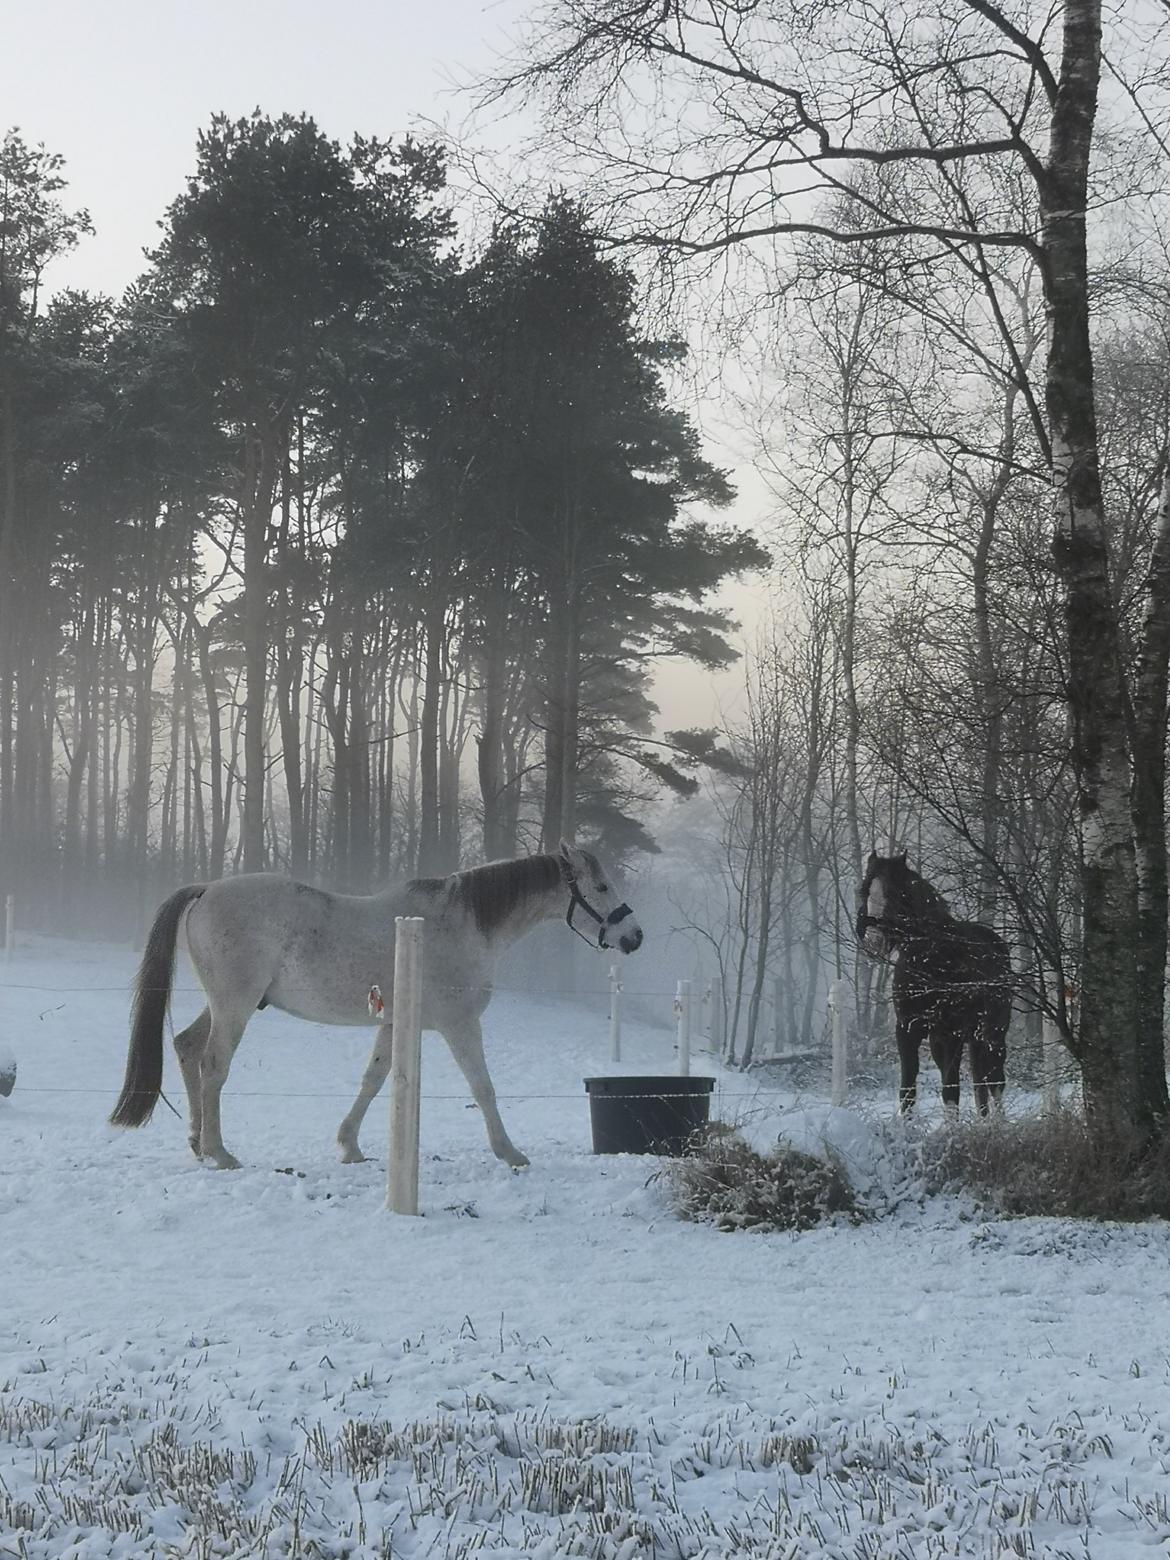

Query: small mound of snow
[765,1104,940,1214]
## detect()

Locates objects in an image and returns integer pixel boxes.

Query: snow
[3,935,1170,1557]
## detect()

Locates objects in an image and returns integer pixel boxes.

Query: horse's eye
[599,884,609,894]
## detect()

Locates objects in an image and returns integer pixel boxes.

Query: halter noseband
[566,876,634,948]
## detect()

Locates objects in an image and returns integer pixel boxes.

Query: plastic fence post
[387,917,424,1216]
[609,962,622,1063]
[676,978,692,1077]
[830,979,848,1107]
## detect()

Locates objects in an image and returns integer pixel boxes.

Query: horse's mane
[412,854,563,936]
[904,867,953,922]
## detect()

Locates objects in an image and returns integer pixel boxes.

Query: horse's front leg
[930,1032,963,1118]
[337,1022,394,1164]
[896,1012,927,1115]
[442,1014,528,1168]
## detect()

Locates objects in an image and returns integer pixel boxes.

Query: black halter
[566,876,634,948]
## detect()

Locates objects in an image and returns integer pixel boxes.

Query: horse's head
[559,840,644,955]
[856,850,912,957]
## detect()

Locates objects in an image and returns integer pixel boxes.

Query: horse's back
[184,874,395,1024]
[894,917,1012,1011]
[183,871,486,1027]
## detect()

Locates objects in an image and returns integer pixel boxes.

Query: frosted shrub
[923,1113,1170,1221]
[662,1126,860,1232]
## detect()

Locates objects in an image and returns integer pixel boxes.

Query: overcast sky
[2,0,526,292]
[2,0,770,728]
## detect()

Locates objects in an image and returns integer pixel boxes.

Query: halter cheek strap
[565,877,633,947]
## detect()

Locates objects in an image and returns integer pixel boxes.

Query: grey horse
[110,842,643,1169]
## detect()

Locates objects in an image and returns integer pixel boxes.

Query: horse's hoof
[507,1153,530,1171]
[339,1148,370,1165]
[205,1150,242,1170]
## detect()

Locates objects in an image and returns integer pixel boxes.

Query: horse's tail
[110,884,206,1128]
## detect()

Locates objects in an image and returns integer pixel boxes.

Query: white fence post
[830,979,848,1107]
[676,979,692,1076]
[1042,1015,1061,1116]
[608,962,622,1063]
[4,894,13,962]
[710,976,724,1058]
[387,916,424,1216]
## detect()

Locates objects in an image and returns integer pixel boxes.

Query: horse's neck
[886,894,950,945]
[446,857,570,951]
[907,876,952,925]
[483,875,568,949]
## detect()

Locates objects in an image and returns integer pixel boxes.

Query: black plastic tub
[584,1075,715,1156]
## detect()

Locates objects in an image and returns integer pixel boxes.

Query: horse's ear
[558,839,582,878]
[896,851,908,865]
[866,850,878,866]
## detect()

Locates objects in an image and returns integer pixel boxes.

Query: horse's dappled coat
[110,843,643,1169]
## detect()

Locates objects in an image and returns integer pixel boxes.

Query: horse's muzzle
[857,912,888,959]
[617,926,643,955]
[865,923,895,959]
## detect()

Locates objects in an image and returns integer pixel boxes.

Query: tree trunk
[321,651,350,886]
[63,597,96,919]
[478,578,509,861]
[1130,466,1170,1120]
[242,429,279,873]
[1043,0,1153,1136]
[541,590,570,851]
[189,612,229,880]
[276,455,310,879]
[971,386,1020,924]
[417,589,445,875]
[559,598,581,842]
[437,651,463,873]
[349,635,373,889]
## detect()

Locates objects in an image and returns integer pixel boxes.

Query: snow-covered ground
[2,935,1170,1558]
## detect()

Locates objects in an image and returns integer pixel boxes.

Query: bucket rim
[583,1074,715,1094]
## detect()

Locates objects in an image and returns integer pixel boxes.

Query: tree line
[0,114,765,935]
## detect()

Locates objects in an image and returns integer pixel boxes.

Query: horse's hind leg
[442,1015,528,1168]
[337,1022,394,1164]
[174,1008,211,1157]
[930,1032,963,1118]
[198,1012,249,1169]
[971,1019,1008,1116]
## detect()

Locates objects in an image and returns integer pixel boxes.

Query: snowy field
[3,936,1170,1559]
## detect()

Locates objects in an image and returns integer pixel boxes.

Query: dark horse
[856,853,1011,1115]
